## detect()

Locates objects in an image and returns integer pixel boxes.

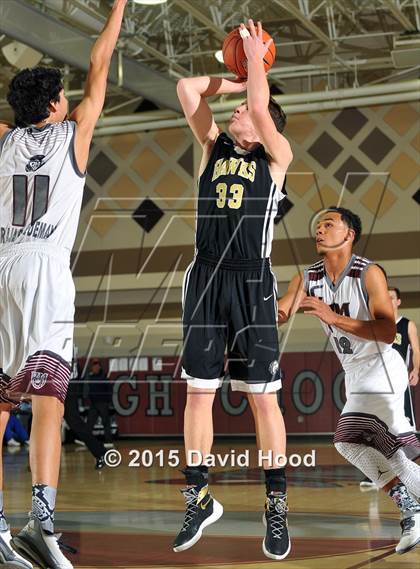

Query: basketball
[222,27,276,78]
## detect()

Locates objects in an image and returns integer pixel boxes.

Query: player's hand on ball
[301,297,337,325]
[240,20,273,62]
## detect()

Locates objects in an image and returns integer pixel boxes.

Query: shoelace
[180,488,199,531]
[267,495,289,540]
[55,533,78,554]
[400,516,415,536]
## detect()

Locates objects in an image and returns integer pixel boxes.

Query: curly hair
[326,206,362,244]
[7,67,63,127]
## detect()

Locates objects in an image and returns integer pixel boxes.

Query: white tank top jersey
[304,254,393,371]
[0,120,85,257]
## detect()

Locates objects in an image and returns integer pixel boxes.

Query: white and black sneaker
[262,492,291,560]
[173,485,223,552]
[0,527,33,568]
[395,511,420,554]
[11,518,73,569]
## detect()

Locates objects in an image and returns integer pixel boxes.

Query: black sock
[265,468,287,495]
[183,465,209,489]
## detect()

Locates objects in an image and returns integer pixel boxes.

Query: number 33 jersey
[304,255,393,371]
[196,132,286,260]
[0,121,85,255]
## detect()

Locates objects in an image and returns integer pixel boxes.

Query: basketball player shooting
[174,20,293,560]
[278,207,420,555]
[0,1,127,567]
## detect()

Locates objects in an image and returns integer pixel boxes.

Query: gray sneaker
[11,519,73,569]
[0,528,33,568]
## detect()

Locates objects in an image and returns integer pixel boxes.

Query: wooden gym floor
[4,440,420,568]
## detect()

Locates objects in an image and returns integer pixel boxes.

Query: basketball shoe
[262,492,291,560]
[396,510,420,554]
[11,518,73,569]
[173,484,223,552]
[0,527,33,568]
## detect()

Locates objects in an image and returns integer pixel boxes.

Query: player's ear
[345,228,355,242]
[48,99,59,114]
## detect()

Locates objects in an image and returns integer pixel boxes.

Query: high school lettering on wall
[113,371,345,417]
[98,353,356,435]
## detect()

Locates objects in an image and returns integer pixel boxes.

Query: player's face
[228,102,256,138]
[388,290,401,310]
[315,212,354,255]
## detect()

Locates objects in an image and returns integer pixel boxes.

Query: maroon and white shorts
[334,350,419,457]
[0,243,74,405]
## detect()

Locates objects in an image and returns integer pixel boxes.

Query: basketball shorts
[334,349,420,458]
[181,253,281,393]
[0,243,74,405]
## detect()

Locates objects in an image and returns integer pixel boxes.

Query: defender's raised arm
[70,0,127,172]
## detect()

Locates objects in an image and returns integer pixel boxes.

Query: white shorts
[334,349,419,457]
[0,243,74,404]
[183,372,282,393]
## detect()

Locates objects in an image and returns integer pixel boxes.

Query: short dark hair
[7,67,63,127]
[268,96,286,133]
[326,206,362,244]
[389,286,401,300]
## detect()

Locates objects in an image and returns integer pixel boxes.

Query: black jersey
[196,133,285,260]
[393,316,411,367]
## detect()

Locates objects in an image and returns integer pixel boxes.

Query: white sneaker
[395,511,420,554]
[7,438,21,448]
[11,518,73,569]
[0,527,33,568]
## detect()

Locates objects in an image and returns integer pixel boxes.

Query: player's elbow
[177,78,190,98]
[177,78,186,93]
[177,78,192,107]
[90,50,111,70]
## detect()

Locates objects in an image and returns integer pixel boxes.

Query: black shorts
[182,253,281,392]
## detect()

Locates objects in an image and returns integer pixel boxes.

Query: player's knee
[32,395,64,420]
[186,388,215,410]
[334,441,364,464]
[334,441,348,457]
[248,392,278,415]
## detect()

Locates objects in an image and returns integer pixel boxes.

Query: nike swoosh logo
[200,498,211,510]
[264,295,273,301]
